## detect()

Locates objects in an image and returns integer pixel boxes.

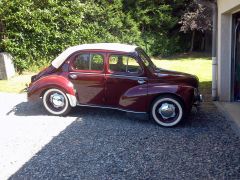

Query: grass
[152,53,212,82]
[0,52,212,95]
[0,72,34,93]
[152,52,212,98]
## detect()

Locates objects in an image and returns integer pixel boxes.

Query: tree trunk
[201,32,205,51]
[190,30,196,52]
[0,21,3,41]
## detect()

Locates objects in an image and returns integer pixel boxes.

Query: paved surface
[215,102,240,134]
[0,93,76,179]
[0,93,239,179]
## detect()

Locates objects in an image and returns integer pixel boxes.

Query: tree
[179,1,212,51]
[0,0,142,72]
[124,0,191,55]
[0,0,197,72]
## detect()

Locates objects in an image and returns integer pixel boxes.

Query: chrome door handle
[69,74,77,79]
[138,79,146,84]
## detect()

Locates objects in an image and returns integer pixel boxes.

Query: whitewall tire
[43,88,71,116]
[151,96,184,127]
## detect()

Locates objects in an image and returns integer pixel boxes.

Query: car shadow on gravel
[6,100,46,116]
[8,101,240,179]
[7,99,202,128]
[6,99,154,126]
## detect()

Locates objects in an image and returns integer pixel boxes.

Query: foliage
[179,2,212,33]
[124,0,191,56]
[0,0,192,72]
[179,0,213,51]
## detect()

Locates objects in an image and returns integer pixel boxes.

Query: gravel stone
[0,92,239,179]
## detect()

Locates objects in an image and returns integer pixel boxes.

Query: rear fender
[27,75,77,107]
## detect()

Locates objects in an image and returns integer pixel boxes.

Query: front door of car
[68,52,105,105]
[105,53,148,112]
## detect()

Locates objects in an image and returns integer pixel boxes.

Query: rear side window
[73,53,104,71]
[109,54,142,75]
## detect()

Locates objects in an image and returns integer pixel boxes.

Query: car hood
[155,69,199,88]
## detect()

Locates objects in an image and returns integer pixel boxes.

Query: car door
[105,53,148,112]
[68,51,106,105]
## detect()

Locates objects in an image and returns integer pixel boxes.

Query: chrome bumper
[194,93,203,106]
[197,94,203,102]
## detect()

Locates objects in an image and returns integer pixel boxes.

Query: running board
[77,104,147,114]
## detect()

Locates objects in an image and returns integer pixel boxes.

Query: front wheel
[151,96,185,127]
[43,88,71,116]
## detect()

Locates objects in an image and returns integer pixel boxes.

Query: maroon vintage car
[27,43,202,127]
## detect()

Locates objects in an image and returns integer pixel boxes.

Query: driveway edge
[214,101,240,137]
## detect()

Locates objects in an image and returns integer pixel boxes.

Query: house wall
[217,0,240,101]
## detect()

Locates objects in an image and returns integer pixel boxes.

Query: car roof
[51,43,138,68]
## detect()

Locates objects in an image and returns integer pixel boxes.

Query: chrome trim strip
[107,74,147,79]
[77,103,147,114]
[69,72,104,75]
[66,94,77,107]
[68,72,147,79]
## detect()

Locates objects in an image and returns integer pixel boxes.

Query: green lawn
[0,53,212,95]
[152,53,211,82]
[0,72,34,93]
[152,53,212,98]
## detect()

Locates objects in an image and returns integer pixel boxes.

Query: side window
[74,54,89,70]
[73,53,104,71]
[109,55,142,75]
[91,54,104,71]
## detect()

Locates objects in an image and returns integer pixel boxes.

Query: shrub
[0,0,186,72]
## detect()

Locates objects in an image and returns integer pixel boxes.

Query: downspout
[196,0,218,100]
[211,2,218,101]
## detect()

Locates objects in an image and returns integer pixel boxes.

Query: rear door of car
[105,53,148,112]
[68,51,106,105]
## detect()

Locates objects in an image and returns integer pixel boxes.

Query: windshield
[136,48,159,72]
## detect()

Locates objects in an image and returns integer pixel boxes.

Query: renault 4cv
[27,43,202,127]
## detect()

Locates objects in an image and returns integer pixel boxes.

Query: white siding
[217,0,240,101]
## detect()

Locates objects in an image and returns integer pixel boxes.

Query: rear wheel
[43,88,71,116]
[151,96,185,127]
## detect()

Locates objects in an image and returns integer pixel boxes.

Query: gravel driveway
[0,92,239,179]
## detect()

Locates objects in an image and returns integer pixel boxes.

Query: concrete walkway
[215,102,240,136]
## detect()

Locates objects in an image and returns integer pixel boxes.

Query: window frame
[107,53,144,76]
[69,52,105,73]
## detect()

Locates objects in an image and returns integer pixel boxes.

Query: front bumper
[196,94,203,102]
[194,93,203,106]
[193,88,203,105]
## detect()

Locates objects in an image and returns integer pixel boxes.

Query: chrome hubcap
[158,103,176,119]
[50,93,65,108]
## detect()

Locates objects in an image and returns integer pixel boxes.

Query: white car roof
[51,43,138,68]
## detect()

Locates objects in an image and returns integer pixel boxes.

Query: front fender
[27,75,77,107]
[147,83,195,112]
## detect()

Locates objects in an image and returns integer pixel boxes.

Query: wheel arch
[40,85,67,98]
[41,86,77,107]
[27,75,77,107]
[148,92,186,112]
